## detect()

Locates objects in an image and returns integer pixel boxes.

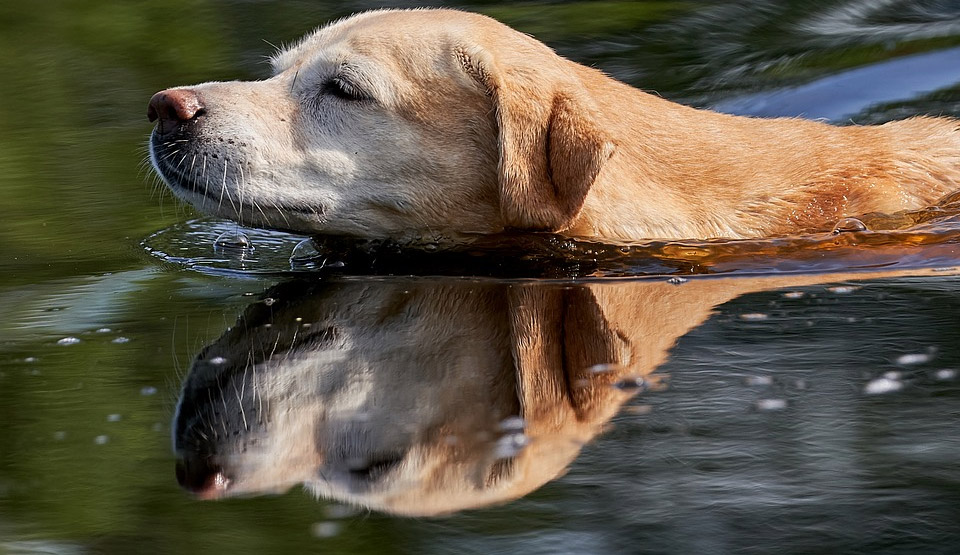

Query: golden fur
[149,9,960,241]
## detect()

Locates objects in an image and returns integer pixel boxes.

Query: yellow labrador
[172,267,956,515]
[148,9,960,241]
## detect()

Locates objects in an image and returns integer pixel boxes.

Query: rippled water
[3,1,960,554]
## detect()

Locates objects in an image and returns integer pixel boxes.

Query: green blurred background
[2,1,960,553]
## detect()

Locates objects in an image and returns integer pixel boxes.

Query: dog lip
[151,149,324,220]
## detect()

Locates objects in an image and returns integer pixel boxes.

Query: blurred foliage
[479,1,688,41]
[1,0,960,552]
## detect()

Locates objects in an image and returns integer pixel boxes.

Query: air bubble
[864,376,903,395]
[827,285,859,294]
[214,229,253,253]
[896,353,932,366]
[934,368,957,380]
[57,337,81,346]
[613,377,647,392]
[667,277,688,285]
[494,432,530,459]
[745,375,773,386]
[498,416,526,432]
[311,521,341,539]
[756,398,787,411]
[740,313,768,321]
[832,217,867,234]
[588,363,621,374]
[290,238,323,268]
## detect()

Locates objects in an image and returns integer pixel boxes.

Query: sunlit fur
[171,266,956,515]
[150,9,960,241]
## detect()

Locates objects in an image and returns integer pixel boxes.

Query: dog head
[148,9,614,239]
[171,279,643,515]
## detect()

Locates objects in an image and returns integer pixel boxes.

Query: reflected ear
[508,286,633,436]
[457,46,615,231]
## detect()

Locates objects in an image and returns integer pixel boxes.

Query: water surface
[2,1,960,553]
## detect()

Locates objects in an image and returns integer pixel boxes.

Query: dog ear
[456,46,615,231]
[507,285,634,438]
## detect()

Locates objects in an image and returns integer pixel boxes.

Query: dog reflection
[172,272,917,515]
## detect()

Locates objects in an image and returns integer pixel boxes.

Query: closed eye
[323,77,367,101]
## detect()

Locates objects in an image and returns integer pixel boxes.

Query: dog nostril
[175,458,230,499]
[148,88,205,133]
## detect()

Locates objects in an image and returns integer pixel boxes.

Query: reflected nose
[148,88,205,135]
[175,458,230,499]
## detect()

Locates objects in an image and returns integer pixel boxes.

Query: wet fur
[149,9,960,241]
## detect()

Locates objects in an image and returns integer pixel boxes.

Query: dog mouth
[148,130,326,225]
[149,130,240,197]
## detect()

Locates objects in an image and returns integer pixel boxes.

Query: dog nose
[148,88,205,135]
[175,458,230,499]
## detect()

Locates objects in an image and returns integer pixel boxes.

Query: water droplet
[756,398,787,411]
[864,377,903,395]
[57,337,81,346]
[827,285,858,294]
[782,291,805,299]
[934,368,957,380]
[740,313,768,321]
[494,432,530,459]
[832,217,867,234]
[290,238,322,268]
[107,414,122,422]
[214,229,253,252]
[588,363,621,374]
[112,337,130,344]
[613,377,647,392]
[745,375,773,386]
[498,416,525,432]
[311,521,341,539]
[667,277,688,285]
[896,353,931,366]
[140,386,158,396]
[324,504,358,519]
[94,435,110,445]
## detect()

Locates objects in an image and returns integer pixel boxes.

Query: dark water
[3,1,960,553]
